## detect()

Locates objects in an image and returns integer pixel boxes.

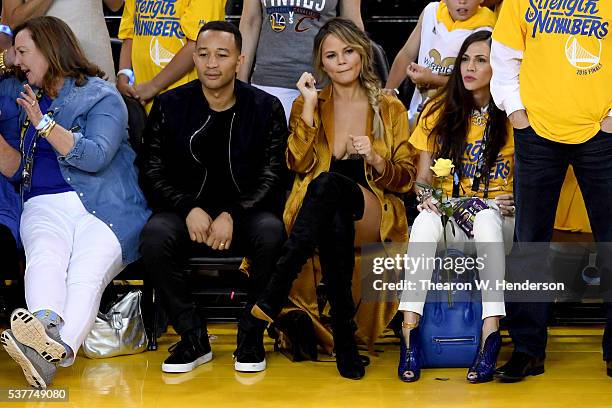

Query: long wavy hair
[13,16,105,96]
[313,18,384,139]
[421,30,507,182]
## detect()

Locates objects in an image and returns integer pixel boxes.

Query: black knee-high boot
[252,172,364,322]
[319,211,365,379]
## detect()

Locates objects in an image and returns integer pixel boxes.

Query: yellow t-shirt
[555,167,592,233]
[436,2,497,32]
[493,0,612,143]
[118,0,226,95]
[410,103,514,198]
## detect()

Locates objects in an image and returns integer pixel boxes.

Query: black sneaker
[234,326,266,372]
[162,330,212,373]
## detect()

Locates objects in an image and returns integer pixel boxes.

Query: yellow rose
[430,158,455,177]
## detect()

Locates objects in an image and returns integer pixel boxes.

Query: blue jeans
[507,127,612,360]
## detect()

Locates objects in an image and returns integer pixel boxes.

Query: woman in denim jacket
[0,17,150,389]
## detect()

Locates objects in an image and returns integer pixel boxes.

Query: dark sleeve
[227,97,288,221]
[140,96,198,219]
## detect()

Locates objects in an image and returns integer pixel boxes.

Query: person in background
[117,0,226,109]
[385,0,495,125]
[238,0,363,122]
[0,0,121,81]
[0,16,149,389]
[491,0,612,381]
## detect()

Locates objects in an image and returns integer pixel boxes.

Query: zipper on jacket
[195,168,208,200]
[227,112,241,193]
[189,115,211,200]
[433,337,476,343]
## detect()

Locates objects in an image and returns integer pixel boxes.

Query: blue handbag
[419,249,483,368]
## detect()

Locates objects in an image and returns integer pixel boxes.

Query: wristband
[0,24,13,38]
[38,120,56,138]
[36,113,53,131]
[117,68,135,86]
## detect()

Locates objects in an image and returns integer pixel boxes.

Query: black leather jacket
[140,80,288,222]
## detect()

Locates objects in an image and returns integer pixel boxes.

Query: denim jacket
[0,76,151,264]
[0,95,21,246]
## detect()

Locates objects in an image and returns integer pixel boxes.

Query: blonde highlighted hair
[313,18,384,139]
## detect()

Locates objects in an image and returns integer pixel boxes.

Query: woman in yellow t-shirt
[398,31,514,384]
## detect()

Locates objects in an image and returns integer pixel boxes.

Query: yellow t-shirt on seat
[119,0,226,101]
[493,0,612,143]
[410,103,514,199]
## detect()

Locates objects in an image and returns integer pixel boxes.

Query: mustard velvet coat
[279,84,417,354]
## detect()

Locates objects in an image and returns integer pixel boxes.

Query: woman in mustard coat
[251,18,416,380]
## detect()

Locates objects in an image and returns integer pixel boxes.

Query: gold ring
[30,100,35,107]
[220,243,225,247]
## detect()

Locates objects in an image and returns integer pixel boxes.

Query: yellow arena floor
[1,324,611,408]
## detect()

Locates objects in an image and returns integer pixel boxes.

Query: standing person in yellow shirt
[491,0,612,382]
[117,0,226,109]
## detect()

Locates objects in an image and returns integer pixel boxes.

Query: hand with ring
[16,84,43,127]
[350,134,381,166]
[495,194,515,217]
[206,212,234,250]
[417,195,442,215]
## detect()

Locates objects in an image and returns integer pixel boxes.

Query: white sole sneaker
[234,359,267,373]
[162,351,213,373]
[10,309,66,364]
[1,331,47,389]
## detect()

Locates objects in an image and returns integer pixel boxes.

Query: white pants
[20,191,124,366]
[252,84,300,124]
[398,206,514,319]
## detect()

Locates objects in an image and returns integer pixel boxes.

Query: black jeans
[508,127,612,360]
[0,224,19,278]
[140,211,285,336]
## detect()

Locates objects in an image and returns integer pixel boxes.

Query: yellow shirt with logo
[493,0,612,143]
[119,0,226,96]
[555,167,592,232]
[410,103,514,199]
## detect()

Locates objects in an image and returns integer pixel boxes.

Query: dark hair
[421,30,508,186]
[13,16,105,96]
[197,21,242,52]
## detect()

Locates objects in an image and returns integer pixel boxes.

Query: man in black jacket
[140,21,287,374]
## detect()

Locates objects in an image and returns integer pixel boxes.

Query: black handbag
[269,309,318,362]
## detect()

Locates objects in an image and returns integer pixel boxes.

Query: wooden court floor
[0,324,611,408]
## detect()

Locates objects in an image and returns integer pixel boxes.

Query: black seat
[371,39,390,84]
